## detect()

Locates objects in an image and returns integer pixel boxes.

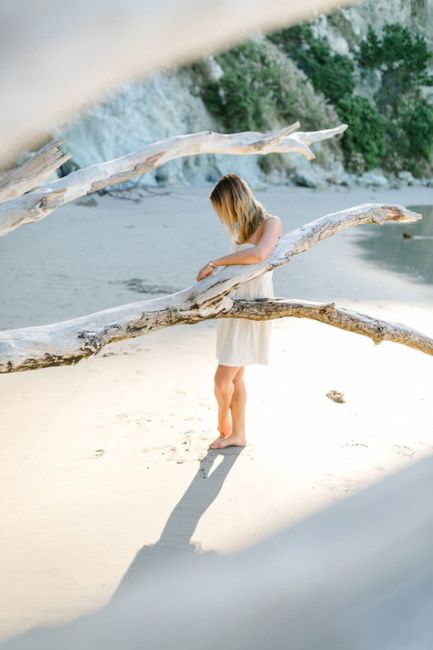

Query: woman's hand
[196,263,215,281]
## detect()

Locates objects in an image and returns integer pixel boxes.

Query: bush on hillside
[269,24,355,105]
[335,95,387,171]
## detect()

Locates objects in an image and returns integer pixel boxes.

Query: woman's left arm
[196,217,282,281]
[253,216,282,261]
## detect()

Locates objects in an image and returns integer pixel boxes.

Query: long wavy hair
[209,173,267,244]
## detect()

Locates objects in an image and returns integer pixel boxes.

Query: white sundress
[215,241,275,366]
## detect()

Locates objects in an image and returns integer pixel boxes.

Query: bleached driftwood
[0,0,355,166]
[0,202,424,374]
[0,139,71,204]
[0,123,346,237]
[228,298,433,356]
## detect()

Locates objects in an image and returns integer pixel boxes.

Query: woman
[196,173,282,450]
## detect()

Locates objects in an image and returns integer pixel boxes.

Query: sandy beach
[1,184,433,642]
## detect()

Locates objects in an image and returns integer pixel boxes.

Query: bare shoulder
[265,214,282,224]
[264,214,282,232]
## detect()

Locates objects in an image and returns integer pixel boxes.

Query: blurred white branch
[0,123,347,237]
[0,0,356,165]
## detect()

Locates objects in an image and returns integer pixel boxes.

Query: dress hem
[216,358,270,367]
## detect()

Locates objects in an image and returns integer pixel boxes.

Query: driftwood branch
[227,298,433,356]
[0,0,355,166]
[0,203,423,373]
[0,123,346,237]
[0,139,71,204]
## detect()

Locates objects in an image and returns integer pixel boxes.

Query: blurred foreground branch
[0,0,355,165]
[2,451,433,649]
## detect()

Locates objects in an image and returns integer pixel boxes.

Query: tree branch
[226,298,433,356]
[0,202,422,373]
[0,139,71,204]
[0,123,347,237]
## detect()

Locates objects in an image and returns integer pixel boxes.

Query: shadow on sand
[0,448,243,649]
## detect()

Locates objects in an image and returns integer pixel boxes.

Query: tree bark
[0,123,347,237]
[0,202,423,373]
[228,298,433,356]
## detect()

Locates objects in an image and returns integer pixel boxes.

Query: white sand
[1,184,432,642]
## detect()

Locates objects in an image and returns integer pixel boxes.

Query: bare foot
[208,433,247,449]
[217,411,232,438]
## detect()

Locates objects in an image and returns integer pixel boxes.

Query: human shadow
[109,446,243,604]
[0,447,243,649]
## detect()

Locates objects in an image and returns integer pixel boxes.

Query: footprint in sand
[341,440,368,448]
[59,448,106,470]
[393,444,415,457]
[314,473,363,495]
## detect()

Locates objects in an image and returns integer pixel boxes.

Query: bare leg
[230,367,246,434]
[209,366,247,449]
[212,364,238,438]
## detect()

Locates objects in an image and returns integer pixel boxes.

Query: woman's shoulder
[263,214,282,235]
[264,214,281,224]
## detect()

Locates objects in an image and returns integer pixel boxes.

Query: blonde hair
[209,173,267,244]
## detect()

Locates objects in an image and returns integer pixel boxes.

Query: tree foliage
[186,19,433,177]
[269,24,355,105]
[270,20,433,176]
[336,95,387,171]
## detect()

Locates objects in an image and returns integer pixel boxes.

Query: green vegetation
[357,23,433,176]
[268,24,355,105]
[185,19,433,178]
[269,21,433,176]
[198,42,276,132]
[358,23,432,111]
[269,24,384,171]
[190,39,337,135]
[335,95,387,171]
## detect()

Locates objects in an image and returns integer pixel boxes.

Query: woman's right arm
[210,248,262,267]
